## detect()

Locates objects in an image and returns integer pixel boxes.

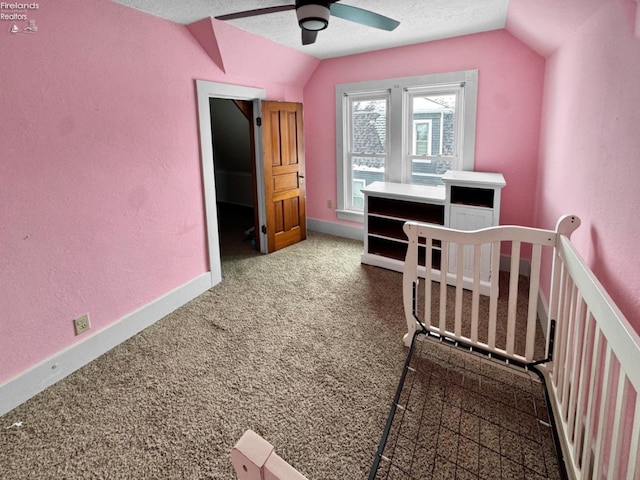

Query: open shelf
[450,186,494,208]
[368,216,408,241]
[367,236,406,262]
[367,236,441,269]
[368,197,445,225]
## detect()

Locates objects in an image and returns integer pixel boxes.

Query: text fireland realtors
[1,3,38,21]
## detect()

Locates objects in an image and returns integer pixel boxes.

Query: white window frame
[404,84,462,185]
[340,90,390,218]
[336,70,478,222]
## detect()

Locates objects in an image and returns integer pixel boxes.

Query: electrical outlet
[74,313,90,335]
[327,200,333,209]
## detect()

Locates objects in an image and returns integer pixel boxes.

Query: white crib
[396,214,639,480]
[232,215,640,480]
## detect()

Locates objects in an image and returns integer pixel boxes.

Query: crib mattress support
[368,326,569,480]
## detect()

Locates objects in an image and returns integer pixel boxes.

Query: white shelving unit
[361,171,506,288]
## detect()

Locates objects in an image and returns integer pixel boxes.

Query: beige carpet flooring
[0,205,561,479]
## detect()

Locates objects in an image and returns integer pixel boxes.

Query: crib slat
[439,241,448,333]
[592,343,614,479]
[552,262,567,382]
[548,247,563,360]
[572,312,594,469]
[561,285,579,417]
[607,369,630,480]
[506,241,521,355]
[580,326,603,475]
[556,270,573,404]
[488,241,500,349]
[470,244,481,344]
[627,397,640,480]
[558,266,572,390]
[424,238,433,329]
[525,244,542,361]
[454,242,464,337]
[566,298,586,438]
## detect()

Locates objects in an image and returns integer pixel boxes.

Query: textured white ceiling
[110,0,509,59]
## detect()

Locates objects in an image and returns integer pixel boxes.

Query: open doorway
[196,81,308,283]
[195,80,267,287]
[209,98,259,258]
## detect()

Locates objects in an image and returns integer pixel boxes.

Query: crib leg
[231,430,309,480]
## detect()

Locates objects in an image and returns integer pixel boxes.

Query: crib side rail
[402,219,562,363]
[547,235,640,480]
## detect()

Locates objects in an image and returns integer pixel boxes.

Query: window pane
[351,99,387,154]
[352,179,366,208]
[411,94,456,156]
[414,121,431,155]
[411,158,452,186]
[352,156,385,186]
[351,155,385,209]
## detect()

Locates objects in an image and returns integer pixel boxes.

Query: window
[407,89,460,187]
[346,92,389,211]
[336,70,478,221]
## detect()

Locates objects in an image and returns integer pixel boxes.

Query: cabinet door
[447,205,493,281]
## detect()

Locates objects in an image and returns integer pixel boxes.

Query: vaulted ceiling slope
[110,0,620,59]
[507,0,609,57]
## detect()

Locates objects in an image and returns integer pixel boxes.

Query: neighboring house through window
[336,70,478,222]
[413,119,433,156]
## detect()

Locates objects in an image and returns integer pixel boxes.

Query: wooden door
[261,101,306,253]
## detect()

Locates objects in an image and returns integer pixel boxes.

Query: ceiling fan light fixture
[296,4,330,31]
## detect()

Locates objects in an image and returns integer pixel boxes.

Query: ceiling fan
[215,1,400,46]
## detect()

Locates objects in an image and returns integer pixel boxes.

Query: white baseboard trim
[307,218,364,241]
[499,254,531,277]
[0,272,214,417]
[537,289,550,338]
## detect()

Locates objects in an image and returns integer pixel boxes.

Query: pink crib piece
[232,429,309,480]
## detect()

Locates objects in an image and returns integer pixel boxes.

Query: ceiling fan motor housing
[296,0,331,31]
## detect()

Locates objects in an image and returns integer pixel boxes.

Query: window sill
[336,209,364,223]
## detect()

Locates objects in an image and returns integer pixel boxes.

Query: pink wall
[535,0,640,328]
[0,0,317,384]
[303,30,545,228]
